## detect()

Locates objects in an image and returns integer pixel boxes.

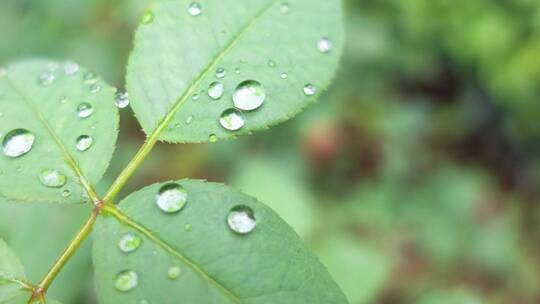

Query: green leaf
[127,0,344,143]
[0,238,29,303]
[0,59,119,203]
[93,180,347,303]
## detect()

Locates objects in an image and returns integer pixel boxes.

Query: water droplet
[115,92,130,109]
[219,108,245,131]
[60,95,69,104]
[234,68,241,74]
[77,103,94,118]
[0,67,6,78]
[317,38,333,53]
[303,84,317,96]
[208,82,224,100]
[141,10,154,24]
[155,183,188,214]
[62,189,72,197]
[64,61,79,76]
[215,68,226,79]
[39,169,67,188]
[280,73,288,79]
[227,205,257,235]
[267,60,276,68]
[280,3,290,14]
[184,223,192,231]
[2,129,35,158]
[185,116,193,125]
[209,134,218,143]
[90,84,101,94]
[191,93,200,101]
[168,266,181,280]
[233,80,266,111]
[118,233,142,253]
[114,270,139,292]
[39,72,55,86]
[83,72,98,85]
[76,135,93,152]
[188,2,202,16]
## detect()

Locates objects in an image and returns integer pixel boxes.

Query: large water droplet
[77,103,94,118]
[64,61,80,76]
[227,205,257,235]
[141,11,154,24]
[168,266,181,280]
[317,38,333,53]
[114,270,139,292]
[155,183,188,214]
[215,68,226,79]
[115,92,130,109]
[219,108,245,131]
[39,72,55,86]
[76,135,93,152]
[39,169,67,188]
[208,82,224,100]
[232,80,266,111]
[303,84,317,96]
[118,233,142,254]
[188,2,202,16]
[2,129,35,158]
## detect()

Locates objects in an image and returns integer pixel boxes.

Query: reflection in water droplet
[219,108,245,131]
[280,3,290,14]
[115,92,130,109]
[39,169,67,188]
[118,233,142,254]
[280,73,288,79]
[303,84,317,96]
[188,2,202,16]
[64,61,80,76]
[76,135,93,152]
[39,72,55,86]
[209,134,218,143]
[114,270,139,292]
[208,82,224,100]
[2,129,35,158]
[168,266,181,280]
[215,68,226,79]
[267,60,276,68]
[227,205,257,234]
[317,38,333,53]
[77,103,94,118]
[142,11,155,24]
[233,80,266,111]
[155,183,188,214]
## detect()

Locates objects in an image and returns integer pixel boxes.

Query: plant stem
[31,206,100,300]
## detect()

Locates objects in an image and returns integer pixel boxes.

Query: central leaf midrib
[105,205,243,303]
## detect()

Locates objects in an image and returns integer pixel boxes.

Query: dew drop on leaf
[118,233,142,254]
[60,95,69,104]
[267,60,276,68]
[62,189,71,197]
[281,73,288,79]
[39,169,67,188]
[227,205,257,235]
[114,270,139,292]
[208,134,218,142]
[2,129,35,158]
[303,84,317,96]
[317,38,333,53]
[191,93,200,101]
[115,92,130,109]
[280,3,290,14]
[77,103,94,118]
[76,135,93,152]
[167,266,181,280]
[141,11,155,24]
[219,108,245,131]
[185,116,193,125]
[208,81,224,100]
[234,67,241,74]
[155,183,188,214]
[39,72,55,86]
[184,223,192,231]
[187,2,202,16]
[215,68,226,79]
[64,61,80,76]
[83,72,98,85]
[90,84,101,94]
[232,80,266,111]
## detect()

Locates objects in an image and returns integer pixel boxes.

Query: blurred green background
[1,0,540,303]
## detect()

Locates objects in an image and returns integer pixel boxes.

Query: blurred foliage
[1,0,540,303]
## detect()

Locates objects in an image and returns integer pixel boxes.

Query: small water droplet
[0,67,6,78]
[39,169,67,188]
[234,68,241,74]
[62,190,71,198]
[167,266,181,280]
[219,108,245,131]
[317,38,333,53]
[60,95,69,104]
[208,81,224,100]
[191,93,200,101]
[2,129,35,158]
[215,68,226,79]
[227,205,257,234]
[155,183,188,214]
[185,116,193,125]
[267,60,276,68]
[76,135,93,152]
[280,73,288,79]
[184,223,192,231]
[118,233,142,253]
[233,80,266,111]
[114,270,139,292]
[115,92,130,109]
[83,72,98,85]
[141,10,154,24]
[77,103,94,118]
[280,3,290,14]
[64,61,79,76]
[39,72,55,86]
[209,134,218,143]
[188,2,202,16]
[90,84,101,94]
[303,84,317,96]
